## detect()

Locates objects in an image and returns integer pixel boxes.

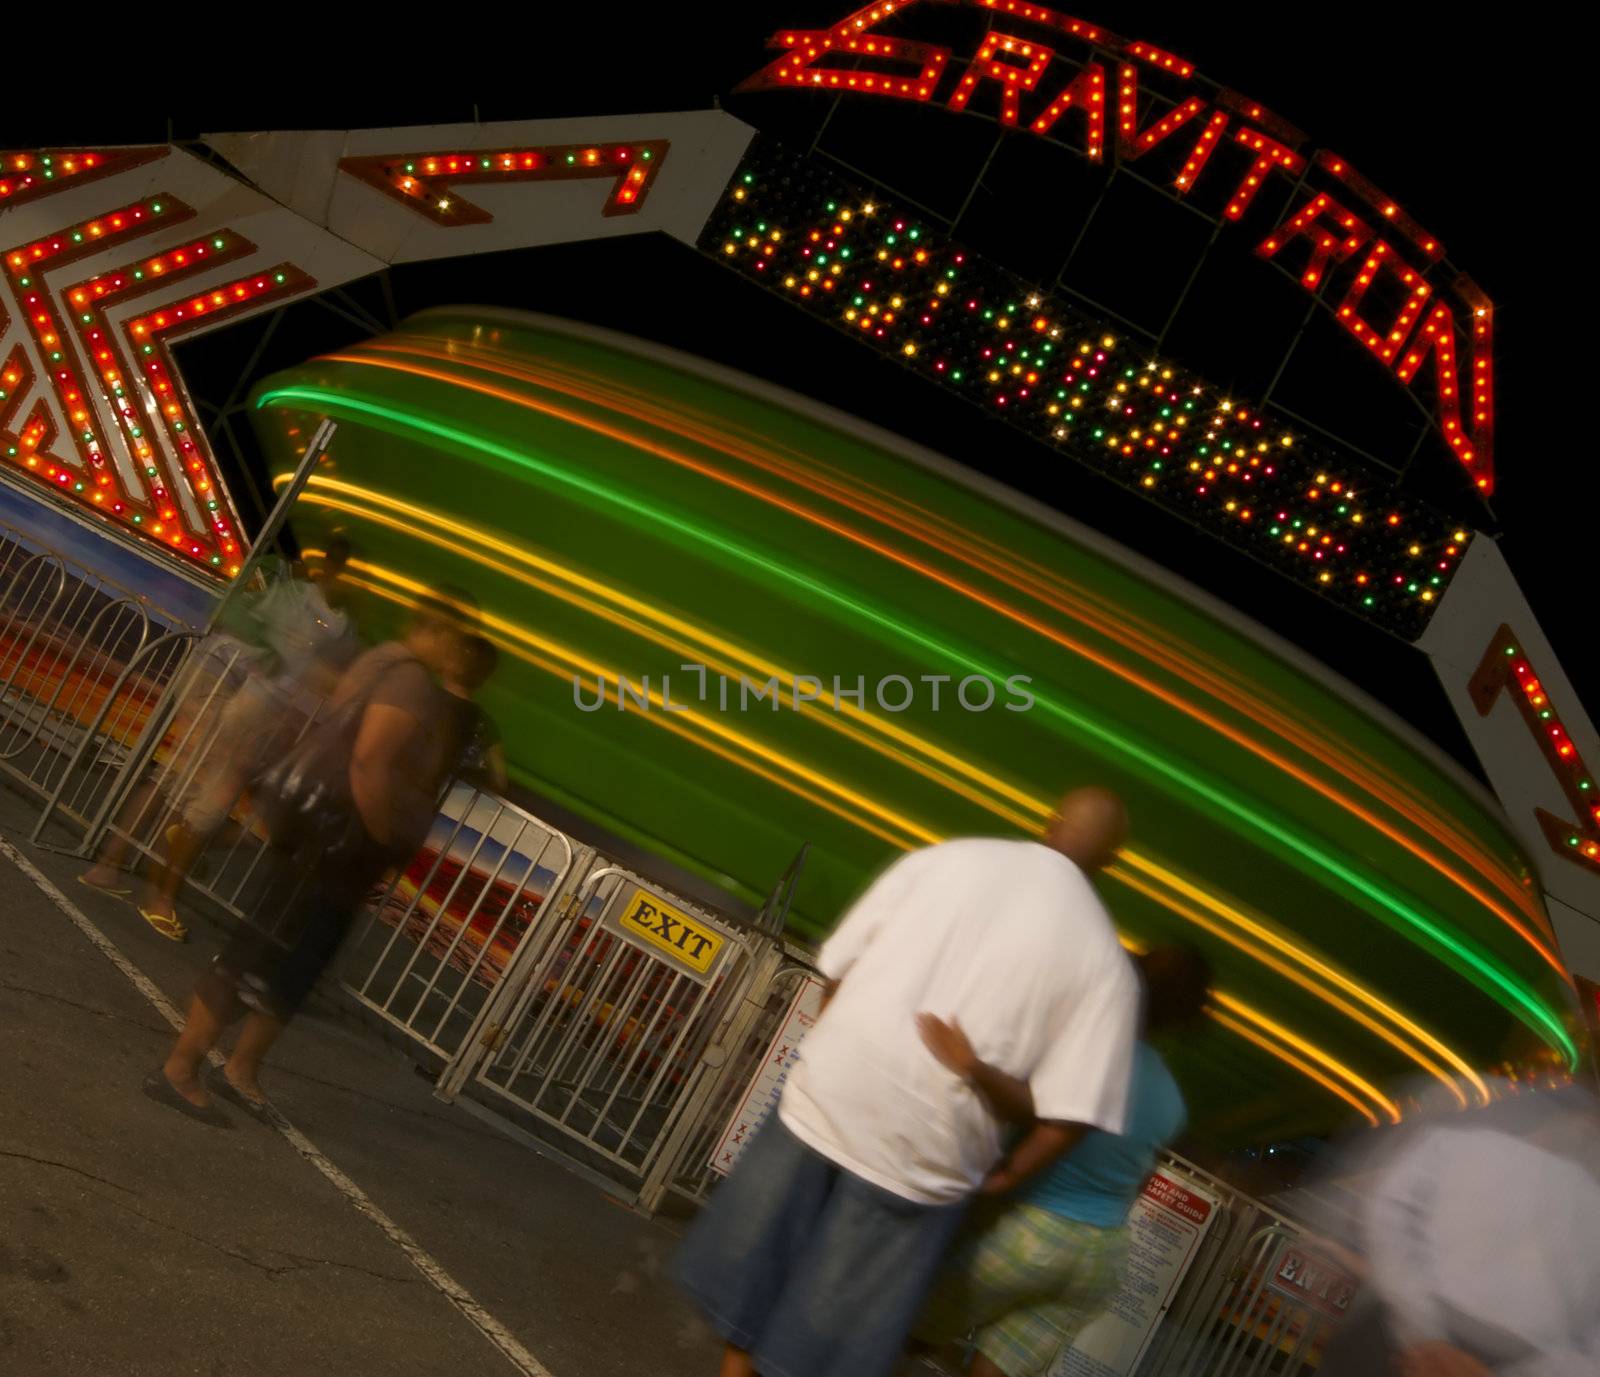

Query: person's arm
[348,702,425,848]
[485,742,509,795]
[916,1013,1035,1125]
[982,1122,1089,1194]
[816,977,841,1017]
[1395,1344,1493,1377]
[914,1013,1085,1188]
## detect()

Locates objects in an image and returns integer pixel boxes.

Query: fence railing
[439,860,779,1207]
[662,961,817,1207]
[1140,1220,1351,1377]
[1,517,792,1213]
[342,785,583,1060]
[1,521,199,836]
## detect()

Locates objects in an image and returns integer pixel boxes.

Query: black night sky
[6,4,1577,778]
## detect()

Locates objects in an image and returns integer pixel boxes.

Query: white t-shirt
[1362,1122,1600,1374]
[779,837,1140,1205]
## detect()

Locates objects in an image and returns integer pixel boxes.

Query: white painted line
[1,835,556,1377]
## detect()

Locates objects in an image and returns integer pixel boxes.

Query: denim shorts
[675,1116,967,1377]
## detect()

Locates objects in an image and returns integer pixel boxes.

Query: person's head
[405,586,478,676]
[446,634,499,695]
[1042,786,1129,871]
[1136,943,1213,1035]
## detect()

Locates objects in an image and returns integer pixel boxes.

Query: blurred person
[443,633,508,794]
[142,591,472,1124]
[80,538,359,941]
[357,631,508,914]
[910,944,1212,1377]
[1312,1078,1600,1377]
[675,787,1142,1377]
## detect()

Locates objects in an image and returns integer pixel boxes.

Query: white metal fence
[1,520,194,835]
[1135,1181,1351,1377]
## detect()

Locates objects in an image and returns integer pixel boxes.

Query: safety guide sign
[1053,1169,1220,1376]
[708,976,828,1176]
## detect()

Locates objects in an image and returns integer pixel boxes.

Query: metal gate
[1,523,190,827]
[1131,1178,1358,1377]
[661,962,819,1207]
[433,861,777,1203]
[1143,1224,1352,1377]
[341,785,582,1061]
[333,783,785,1206]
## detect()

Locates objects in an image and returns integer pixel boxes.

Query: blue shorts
[675,1116,967,1377]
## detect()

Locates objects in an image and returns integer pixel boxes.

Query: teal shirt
[1017,1042,1187,1227]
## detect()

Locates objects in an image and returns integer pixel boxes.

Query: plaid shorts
[914,1202,1129,1377]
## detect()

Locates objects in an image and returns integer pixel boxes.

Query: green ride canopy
[251,307,1581,1146]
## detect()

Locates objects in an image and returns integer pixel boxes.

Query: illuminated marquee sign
[1470,626,1600,877]
[0,163,310,574]
[0,120,708,581]
[339,140,671,225]
[702,140,1467,637]
[738,0,1496,498]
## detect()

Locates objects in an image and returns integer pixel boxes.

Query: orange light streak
[301,501,1477,1109]
[336,343,1561,976]
[339,552,1401,1126]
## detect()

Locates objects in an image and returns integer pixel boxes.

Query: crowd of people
[71,537,1600,1377]
[77,539,503,1119]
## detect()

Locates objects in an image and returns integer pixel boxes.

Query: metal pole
[636,941,786,1215]
[203,417,337,634]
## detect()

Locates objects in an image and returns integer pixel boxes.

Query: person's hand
[916,1012,979,1078]
[1398,1342,1493,1377]
[978,1163,1016,1195]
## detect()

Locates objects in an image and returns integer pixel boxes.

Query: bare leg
[145,819,208,919]
[162,991,231,1108]
[81,779,161,885]
[719,1346,757,1377]
[143,749,250,918]
[223,1012,285,1104]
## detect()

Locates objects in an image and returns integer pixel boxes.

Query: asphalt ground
[0,777,731,1377]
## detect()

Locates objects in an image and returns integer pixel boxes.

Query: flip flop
[204,1066,273,1122]
[137,906,188,942]
[78,873,133,898]
[142,1071,235,1129]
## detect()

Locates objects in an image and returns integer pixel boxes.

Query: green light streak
[257,383,1576,1064]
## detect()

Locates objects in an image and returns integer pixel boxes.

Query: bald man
[676,788,1141,1377]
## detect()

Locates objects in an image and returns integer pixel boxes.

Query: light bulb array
[736,2,1497,497]
[948,32,1055,127]
[1317,152,1443,263]
[1,185,310,574]
[703,141,1470,638]
[1470,627,1600,876]
[340,140,671,225]
[0,146,163,209]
